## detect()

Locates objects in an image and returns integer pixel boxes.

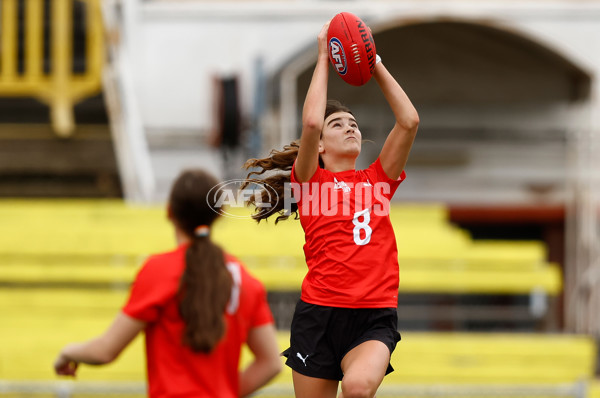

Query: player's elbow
[96,351,118,365]
[264,358,283,383]
[91,339,123,365]
[260,352,283,381]
[302,117,323,136]
[270,356,283,376]
[399,112,419,133]
[94,344,122,365]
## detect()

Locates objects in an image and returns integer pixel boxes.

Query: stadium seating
[591,381,600,398]
[0,199,593,398]
[0,305,597,397]
[255,331,598,396]
[0,200,561,295]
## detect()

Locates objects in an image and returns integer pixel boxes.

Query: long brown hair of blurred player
[169,170,232,352]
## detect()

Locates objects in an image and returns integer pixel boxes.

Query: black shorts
[282,300,401,381]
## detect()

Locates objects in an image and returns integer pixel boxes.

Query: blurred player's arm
[239,323,282,397]
[54,312,145,376]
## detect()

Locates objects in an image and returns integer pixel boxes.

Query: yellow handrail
[0,0,104,137]
[1,0,18,83]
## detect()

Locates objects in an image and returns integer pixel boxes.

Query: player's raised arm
[294,21,330,183]
[374,58,419,180]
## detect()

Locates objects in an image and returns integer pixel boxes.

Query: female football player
[54,169,282,398]
[242,18,419,398]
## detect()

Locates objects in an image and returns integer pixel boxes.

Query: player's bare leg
[339,340,389,398]
[292,370,339,398]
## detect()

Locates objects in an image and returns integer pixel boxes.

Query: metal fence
[0,0,103,136]
[0,380,589,398]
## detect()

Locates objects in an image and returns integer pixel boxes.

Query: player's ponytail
[242,140,302,223]
[242,100,352,223]
[169,170,232,353]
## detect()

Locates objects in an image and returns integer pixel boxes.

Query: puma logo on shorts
[296,352,309,366]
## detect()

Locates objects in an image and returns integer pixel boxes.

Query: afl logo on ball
[329,37,347,75]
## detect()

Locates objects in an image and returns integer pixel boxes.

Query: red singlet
[290,158,405,308]
[123,244,273,398]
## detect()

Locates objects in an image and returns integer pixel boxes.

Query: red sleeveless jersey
[123,245,273,398]
[290,158,405,308]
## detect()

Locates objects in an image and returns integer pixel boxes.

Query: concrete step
[146,129,249,202]
[0,124,121,197]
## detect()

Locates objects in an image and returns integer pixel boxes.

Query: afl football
[327,12,377,86]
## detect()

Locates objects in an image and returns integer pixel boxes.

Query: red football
[327,12,377,86]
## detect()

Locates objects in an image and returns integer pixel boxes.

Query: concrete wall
[132,1,598,126]
[119,0,600,204]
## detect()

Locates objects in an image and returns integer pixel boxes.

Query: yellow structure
[0,200,562,296]
[0,0,104,137]
[0,199,596,397]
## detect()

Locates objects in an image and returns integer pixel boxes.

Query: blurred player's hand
[54,353,78,377]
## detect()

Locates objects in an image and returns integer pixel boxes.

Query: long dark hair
[242,100,352,223]
[169,169,232,353]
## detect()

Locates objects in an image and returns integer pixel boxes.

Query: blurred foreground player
[54,169,281,398]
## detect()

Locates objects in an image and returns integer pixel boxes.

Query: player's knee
[341,377,376,398]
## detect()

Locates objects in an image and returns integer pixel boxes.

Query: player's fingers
[54,358,78,376]
[318,21,330,38]
[69,361,78,374]
[61,362,78,376]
